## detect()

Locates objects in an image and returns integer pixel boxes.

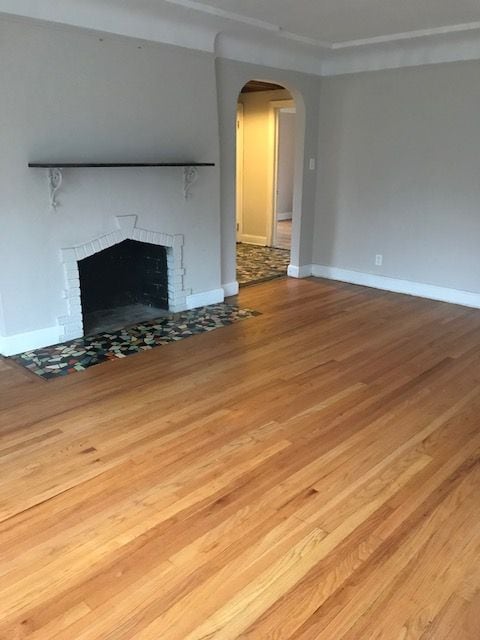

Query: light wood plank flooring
[1,277,480,639]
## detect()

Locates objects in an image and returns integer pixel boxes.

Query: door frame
[235,103,244,242]
[226,79,307,294]
[268,99,296,248]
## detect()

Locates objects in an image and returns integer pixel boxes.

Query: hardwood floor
[1,277,480,639]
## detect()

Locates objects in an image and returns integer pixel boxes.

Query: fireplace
[78,239,169,335]
[58,216,188,341]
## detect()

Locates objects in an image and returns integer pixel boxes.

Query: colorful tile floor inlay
[237,243,290,287]
[10,303,259,380]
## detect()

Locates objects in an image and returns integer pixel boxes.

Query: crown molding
[1,0,480,78]
[0,0,217,52]
[163,0,284,34]
[163,0,331,49]
[145,0,480,56]
[332,21,480,50]
[215,19,480,80]
[322,28,480,76]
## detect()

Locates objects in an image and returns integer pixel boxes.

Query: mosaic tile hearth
[11,303,260,380]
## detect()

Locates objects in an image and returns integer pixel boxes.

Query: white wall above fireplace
[0,18,222,355]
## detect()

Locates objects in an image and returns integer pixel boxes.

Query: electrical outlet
[309,158,316,170]
[375,254,383,266]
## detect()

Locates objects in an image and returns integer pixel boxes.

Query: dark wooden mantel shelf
[29,162,215,209]
[29,162,215,168]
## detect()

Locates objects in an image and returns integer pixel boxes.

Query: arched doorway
[234,79,305,288]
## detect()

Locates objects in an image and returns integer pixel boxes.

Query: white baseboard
[288,264,313,278]
[276,212,293,221]
[186,288,225,309]
[0,288,228,356]
[311,264,480,309]
[222,281,240,297]
[239,234,267,246]
[0,325,62,356]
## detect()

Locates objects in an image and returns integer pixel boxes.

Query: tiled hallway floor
[237,243,290,287]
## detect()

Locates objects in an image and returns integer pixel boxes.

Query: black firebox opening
[78,240,168,335]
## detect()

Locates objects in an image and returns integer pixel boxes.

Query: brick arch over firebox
[58,215,187,341]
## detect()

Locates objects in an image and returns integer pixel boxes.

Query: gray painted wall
[215,58,322,288]
[0,18,220,339]
[4,15,480,351]
[314,60,480,293]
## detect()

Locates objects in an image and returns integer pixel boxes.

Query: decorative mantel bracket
[183,166,199,200]
[29,162,215,211]
[48,168,63,211]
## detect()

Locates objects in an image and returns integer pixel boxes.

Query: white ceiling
[160,0,480,47]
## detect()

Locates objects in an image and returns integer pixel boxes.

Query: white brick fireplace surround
[0,215,225,356]
[59,215,189,341]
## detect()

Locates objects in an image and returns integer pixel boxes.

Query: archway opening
[235,79,297,288]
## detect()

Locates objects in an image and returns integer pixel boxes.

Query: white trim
[239,234,267,246]
[277,212,293,221]
[217,28,480,78]
[8,0,480,57]
[186,288,224,308]
[2,3,480,78]
[150,0,480,56]
[311,265,480,309]
[164,0,283,35]
[332,21,480,50]
[0,1,216,53]
[222,281,240,297]
[321,31,480,76]
[236,103,244,241]
[162,0,331,49]
[0,325,61,356]
[288,264,313,279]
[59,215,188,341]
